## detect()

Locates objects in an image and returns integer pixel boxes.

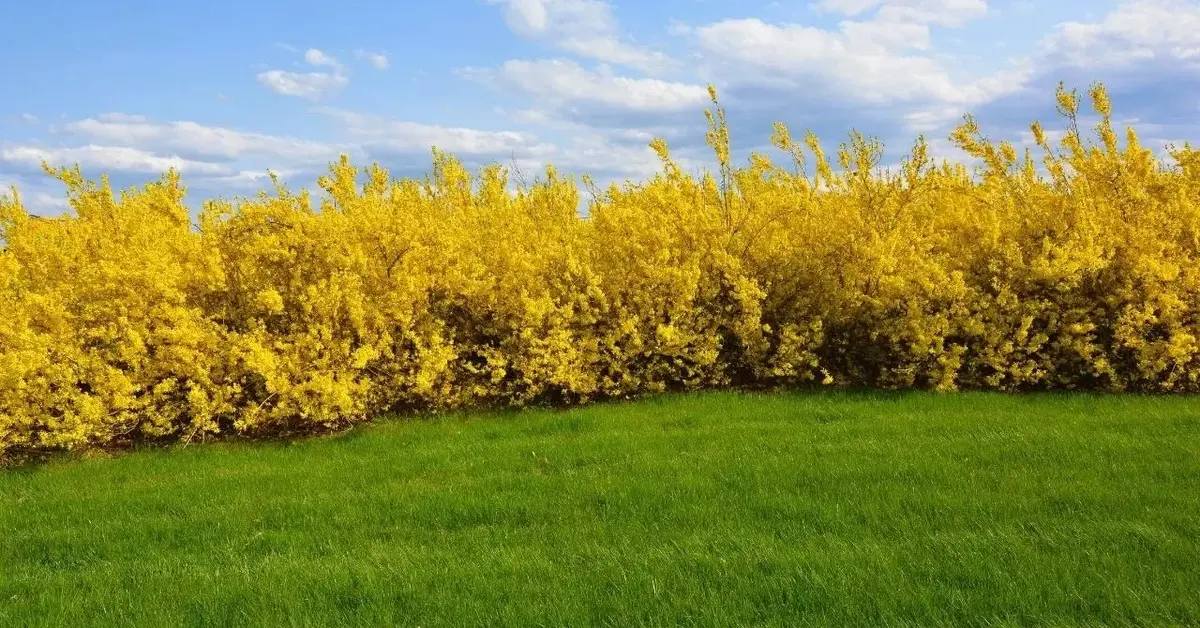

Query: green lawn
[2,391,1199,627]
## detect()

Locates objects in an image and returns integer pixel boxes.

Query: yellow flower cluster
[2,82,1198,456]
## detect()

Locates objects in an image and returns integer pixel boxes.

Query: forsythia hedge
[2,82,1199,457]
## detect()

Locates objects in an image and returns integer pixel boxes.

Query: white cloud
[0,175,73,216]
[899,62,1036,131]
[26,191,72,214]
[316,107,555,157]
[19,113,39,124]
[498,107,712,182]
[0,145,230,176]
[839,16,934,51]
[463,59,709,113]
[1040,0,1200,68]
[814,0,989,26]
[354,49,390,70]
[553,136,698,180]
[691,18,1027,106]
[257,69,348,100]
[62,116,339,161]
[313,105,679,184]
[891,1,1200,134]
[502,0,549,34]
[97,113,148,124]
[304,48,343,71]
[257,47,349,100]
[903,106,967,133]
[203,168,308,189]
[485,0,676,74]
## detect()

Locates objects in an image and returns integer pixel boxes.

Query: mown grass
[2,390,1199,627]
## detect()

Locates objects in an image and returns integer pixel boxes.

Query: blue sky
[1,0,1198,214]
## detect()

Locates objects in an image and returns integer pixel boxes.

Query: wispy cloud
[61,115,339,161]
[355,49,390,70]
[304,48,344,71]
[315,106,555,157]
[461,59,708,115]
[813,0,990,26]
[0,145,232,176]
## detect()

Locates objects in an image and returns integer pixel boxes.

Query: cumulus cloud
[688,17,1027,107]
[631,0,1053,144]
[466,0,1200,179]
[464,0,997,166]
[1039,0,1200,68]
[257,47,349,100]
[950,0,1200,142]
[485,0,676,74]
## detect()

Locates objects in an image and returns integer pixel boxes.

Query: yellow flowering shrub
[2,81,1198,458]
